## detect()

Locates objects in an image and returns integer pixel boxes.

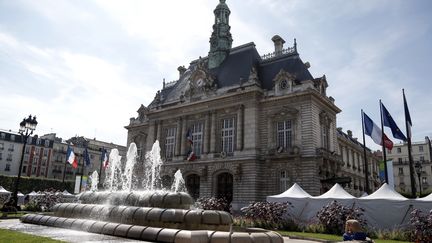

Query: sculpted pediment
[273,69,296,93]
[184,59,217,98]
[271,106,299,118]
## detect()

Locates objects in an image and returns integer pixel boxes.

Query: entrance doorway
[216,172,233,203]
[186,174,200,200]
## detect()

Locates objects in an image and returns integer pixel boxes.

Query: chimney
[347,130,353,137]
[271,35,285,55]
[178,66,186,78]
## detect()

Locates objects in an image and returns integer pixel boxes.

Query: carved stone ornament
[271,106,299,118]
[247,66,260,85]
[185,58,217,98]
[273,69,296,90]
[319,110,332,125]
[137,104,149,122]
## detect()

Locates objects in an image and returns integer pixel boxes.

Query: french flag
[66,146,78,169]
[363,112,393,150]
[187,150,196,161]
[101,149,109,169]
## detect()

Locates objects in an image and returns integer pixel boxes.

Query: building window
[321,124,330,150]
[420,156,425,161]
[10,135,15,141]
[0,133,5,139]
[43,149,48,157]
[398,168,403,175]
[22,166,27,173]
[42,158,47,166]
[0,142,3,150]
[191,122,204,156]
[25,146,30,154]
[280,170,290,192]
[398,158,403,164]
[6,154,12,161]
[36,138,41,145]
[397,148,401,153]
[277,120,292,149]
[33,157,38,164]
[164,127,176,159]
[221,118,235,153]
[35,148,40,155]
[0,152,2,160]
[422,177,427,184]
[419,146,424,152]
[32,167,37,174]
[5,164,11,171]
[27,137,32,144]
[8,144,14,151]
[45,140,50,147]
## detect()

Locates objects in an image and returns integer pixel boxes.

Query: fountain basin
[52,203,232,231]
[79,191,193,209]
[21,214,283,243]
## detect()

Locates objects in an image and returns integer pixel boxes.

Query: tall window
[164,127,176,159]
[5,164,10,171]
[0,142,3,150]
[321,124,330,150]
[419,146,424,152]
[397,147,401,153]
[398,167,403,175]
[191,122,204,156]
[221,118,235,153]
[277,120,292,149]
[280,170,290,192]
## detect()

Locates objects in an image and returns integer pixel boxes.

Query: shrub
[316,200,365,235]
[239,201,292,229]
[0,175,74,194]
[409,209,432,242]
[195,197,231,212]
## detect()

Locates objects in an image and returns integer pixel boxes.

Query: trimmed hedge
[0,175,74,194]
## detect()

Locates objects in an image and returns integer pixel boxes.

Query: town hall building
[125,0,379,209]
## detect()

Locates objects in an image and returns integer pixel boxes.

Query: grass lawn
[0,228,64,242]
[0,211,28,218]
[278,231,412,243]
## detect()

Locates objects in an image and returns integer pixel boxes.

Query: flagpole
[62,145,69,183]
[379,100,389,183]
[403,89,416,197]
[361,110,370,194]
[79,149,85,193]
[98,147,104,188]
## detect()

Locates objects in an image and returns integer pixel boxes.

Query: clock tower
[208,0,233,69]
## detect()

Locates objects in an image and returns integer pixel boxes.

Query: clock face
[196,78,204,87]
[280,80,288,90]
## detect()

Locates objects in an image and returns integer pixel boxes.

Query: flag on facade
[66,146,78,169]
[101,149,109,169]
[381,103,407,141]
[363,111,393,150]
[83,147,91,166]
[186,129,193,145]
[187,149,196,161]
[403,90,412,139]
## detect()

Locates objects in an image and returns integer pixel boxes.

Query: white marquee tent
[267,183,432,230]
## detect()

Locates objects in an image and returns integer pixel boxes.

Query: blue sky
[0,0,431,149]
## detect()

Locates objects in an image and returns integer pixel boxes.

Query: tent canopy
[313,183,355,199]
[268,183,312,198]
[417,192,432,201]
[360,183,407,200]
[0,186,11,194]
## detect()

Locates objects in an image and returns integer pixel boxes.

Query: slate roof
[150,41,314,107]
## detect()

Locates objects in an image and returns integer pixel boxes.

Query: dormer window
[280,80,288,90]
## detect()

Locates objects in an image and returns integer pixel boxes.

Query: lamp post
[8,115,37,209]
[415,161,422,197]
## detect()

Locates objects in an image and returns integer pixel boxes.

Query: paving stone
[157,228,180,243]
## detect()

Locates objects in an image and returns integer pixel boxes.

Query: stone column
[236,105,244,151]
[180,116,187,155]
[175,117,182,156]
[267,117,274,149]
[210,111,217,153]
[204,112,211,154]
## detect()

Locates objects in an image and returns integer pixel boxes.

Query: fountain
[21,141,283,242]
[89,171,98,192]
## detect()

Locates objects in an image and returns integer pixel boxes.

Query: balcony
[316,148,343,164]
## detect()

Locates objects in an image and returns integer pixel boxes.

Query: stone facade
[387,137,432,195]
[125,0,378,208]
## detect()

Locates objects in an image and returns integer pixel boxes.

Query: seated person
[343,219,367,241]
